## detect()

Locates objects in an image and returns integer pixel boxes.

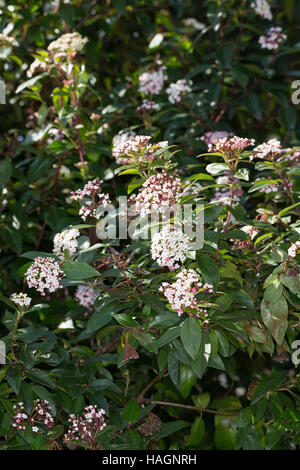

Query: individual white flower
[151,226,189,270]
[166,79,192,104]
[10,293,32,308]
[251,0,272,20]
[25,257,63,296]
[53,228,80,259]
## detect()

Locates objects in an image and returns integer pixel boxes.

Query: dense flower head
[166,79,192,104]
[113,135,168,165]
[129,171,183,218]
[11,400,54,433]
[204,131,231,146]
[75,285,99,309]
[250,138,282,160]
[63,405,107,447]
[208,136,255,159]
[281,148,300,166]
[138,67,167,95]
[25,256,63,296]
[53,228,80,259]
[254,176,292,194]
[251,0,272,20]
[136,99,160,116]
[10,293,32,309]
[47,32,88,54]
[288,241,300,258]
[112,131,136,163]
[160,268,213,317]
[151,226,189,270]
[71,179,111,221]
[259,27,286,50]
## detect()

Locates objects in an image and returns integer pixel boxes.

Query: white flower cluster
[53,228,80,259]
[25,256,63,296]
[166,79,192,104]
[113,134,168,165]
[151,226,189,270]
[136,99,160,116]
[204,131,231,146]
[138,67,167,95]
[11,400,54,432]
[10,293,32,309]
[250,138,282,160]
[251,0,272,20]
[71,179,111,221]
[64,405,106,445]
[112,131,136,164]
[47,32,88,54]
[75,285,99,309]
[259,27,286,50]
[0,34,16,47]
[288,241,300,258]
[160,268,213,316]
[208,136,255,159]
[129,171,183,218]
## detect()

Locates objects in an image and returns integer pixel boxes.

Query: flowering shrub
[0,0,300,452]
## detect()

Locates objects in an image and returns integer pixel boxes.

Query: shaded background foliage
[0,0,300,450]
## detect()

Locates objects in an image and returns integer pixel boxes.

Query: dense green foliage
[0,0,300,450]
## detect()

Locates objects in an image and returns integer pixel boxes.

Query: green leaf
[155,326,181,348]
[179,363,197,398]
[260,296,288,346]
[214,420,237,450]
[0,160,12,188]
[180,317,202,359]
[197,253,219,287]
[28,369,56,389]
[62,261,100,279]
[124,400,141,423]
[186,417,205,447]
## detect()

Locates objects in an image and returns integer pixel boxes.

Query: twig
[141,398,239,416]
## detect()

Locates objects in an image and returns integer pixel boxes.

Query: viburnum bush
[0,0,300,451]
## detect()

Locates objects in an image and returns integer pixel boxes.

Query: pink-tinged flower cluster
[11,400,54,433]
[251,0,272,20]
[138,67,167,95]
[10,293,32,309]
[212,173,243,203]
[204,131,231,146]
[160,268,213,317]
[250,138,282,160]
[63,405,107,447]
[282,148,300,166]
[259,27,286,50]
[208,136,255,159]
[53,228,80,259]
[136,99,160,116]
[112,131,136,163]
[151,226,189,270]
[129,171,183,218]
[71,179,110,221]
[75,285,99,309]
[25,257,63,296]
[288,241,300,258]
[166,79,192,104]
[113,135,168,165]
